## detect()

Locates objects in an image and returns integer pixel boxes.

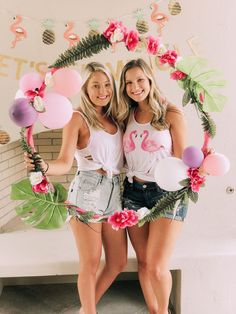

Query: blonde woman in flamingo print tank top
[119,59,187,314]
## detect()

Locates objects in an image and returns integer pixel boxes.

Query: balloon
[15,89,26,99]
[9,98,38,127]
[202,153,230,176]
[51,68,83,97]
[19,73,44,93]
[182,146,204,168]
[38,92,73,129]
[154,157,188,191]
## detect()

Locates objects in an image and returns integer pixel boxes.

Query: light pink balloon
[19,73,44,93]
[51,68,83,97]
[202,153,230,176]
[38,92,73,129]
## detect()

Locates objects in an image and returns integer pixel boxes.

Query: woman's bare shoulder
[166,102,184,123]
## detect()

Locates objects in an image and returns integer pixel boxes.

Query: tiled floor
[0,281,149,314]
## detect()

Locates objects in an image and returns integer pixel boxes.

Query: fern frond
[50,34,111,68]
[139,188,188,226]
[200,112,216,138]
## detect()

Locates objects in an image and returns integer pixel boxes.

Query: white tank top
[75,112,123,178]
[123,110,172,182]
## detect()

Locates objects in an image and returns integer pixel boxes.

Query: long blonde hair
[78,62,119,129]
[119,58,169,130]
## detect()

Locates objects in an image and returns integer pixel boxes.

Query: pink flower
[125,30,139,51]
[108,209,139,230]
[170,70,187,80]
[199,92,205,104]
[146,36,159,55]
[103,20,127,43]
[32,177,50,193]
[159,50,178,66]
[187,168,206,192]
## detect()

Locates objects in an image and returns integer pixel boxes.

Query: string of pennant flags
[0,1,182,48]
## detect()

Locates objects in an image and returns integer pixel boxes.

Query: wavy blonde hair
[78,62,119,129]
[118,58,169,130]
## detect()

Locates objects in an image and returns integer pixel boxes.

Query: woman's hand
[23,152,48,173]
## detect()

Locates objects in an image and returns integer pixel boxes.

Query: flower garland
[10,20,228,230]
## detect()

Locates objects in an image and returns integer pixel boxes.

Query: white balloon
[15,89,26,99]
[154,157,188,191]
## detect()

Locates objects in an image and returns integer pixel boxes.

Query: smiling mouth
[97,96,109,100]
[132,90,143,96]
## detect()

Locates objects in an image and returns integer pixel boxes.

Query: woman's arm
[166,105,187,158]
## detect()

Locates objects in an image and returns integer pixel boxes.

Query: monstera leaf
[11,179,68,229]
[176,56,227,112]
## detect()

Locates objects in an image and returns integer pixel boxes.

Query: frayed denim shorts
[67,170,122,217]
[122,178,188,221]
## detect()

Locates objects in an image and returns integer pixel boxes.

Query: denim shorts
[122,178,188,221]
[67,170,122,217]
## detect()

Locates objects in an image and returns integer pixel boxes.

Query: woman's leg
[70,218,102,314]
[147,218,183,314]
[95,223,127,303]
[128,223,158,314]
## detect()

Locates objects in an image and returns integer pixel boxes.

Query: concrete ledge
[0,227,236,313]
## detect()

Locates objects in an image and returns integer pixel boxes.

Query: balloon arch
[9,20,229,230]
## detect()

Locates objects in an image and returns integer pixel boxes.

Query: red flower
[32,177,50,193]
[159,50,178,66]
[187,168,206,192]
[108,209,139,230]
[125,30,139,51]
[170,70,187,80]
[146,36,159,55]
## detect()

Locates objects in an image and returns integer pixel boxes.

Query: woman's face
[86,71,113,108]
[125,66,150,103]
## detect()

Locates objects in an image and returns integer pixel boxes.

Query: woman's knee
[147,263,169,281]
[106,255,127,274]
[79,257,100,275]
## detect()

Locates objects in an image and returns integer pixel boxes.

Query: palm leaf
[176,56,227,112]
[11,179,68,229]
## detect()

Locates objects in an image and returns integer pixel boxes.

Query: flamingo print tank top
[123,110,172,182]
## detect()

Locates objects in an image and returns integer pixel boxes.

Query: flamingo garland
[64,21,80,47]
[150,2,169,36]
[10,15,27,48]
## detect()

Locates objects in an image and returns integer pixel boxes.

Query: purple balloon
[182,146,204,168]
[9,98,38,127]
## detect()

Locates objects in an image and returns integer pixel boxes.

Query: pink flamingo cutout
[123,130,137,153]
[10,15,27,48]
[64,22,80,47]
[141,130,162,152]
[150,2,169,36]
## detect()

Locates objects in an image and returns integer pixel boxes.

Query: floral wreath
[10,20,229,230]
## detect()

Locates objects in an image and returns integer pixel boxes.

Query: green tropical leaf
[182,90,191,106]
[176,56,227,112]
[188,189,199,203]
[11,179,68,229]
[50,34,111,68]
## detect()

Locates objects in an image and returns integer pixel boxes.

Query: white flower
[33,96,45,112]
[44,72,54,87]
[110,28,124,43]
[136,207,150,220]
[29,171,44,185]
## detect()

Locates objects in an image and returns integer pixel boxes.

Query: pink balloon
[202,153,230,176]
[19,73,44,93]
[38,92,73,129]
[51,68,83,97]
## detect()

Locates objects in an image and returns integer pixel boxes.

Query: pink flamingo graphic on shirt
[123,130,137,153]
[141,130,162,152]
[10,15,27,48]
[64,22,80,47]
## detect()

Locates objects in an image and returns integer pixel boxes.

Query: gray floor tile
[0,281,148,314]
